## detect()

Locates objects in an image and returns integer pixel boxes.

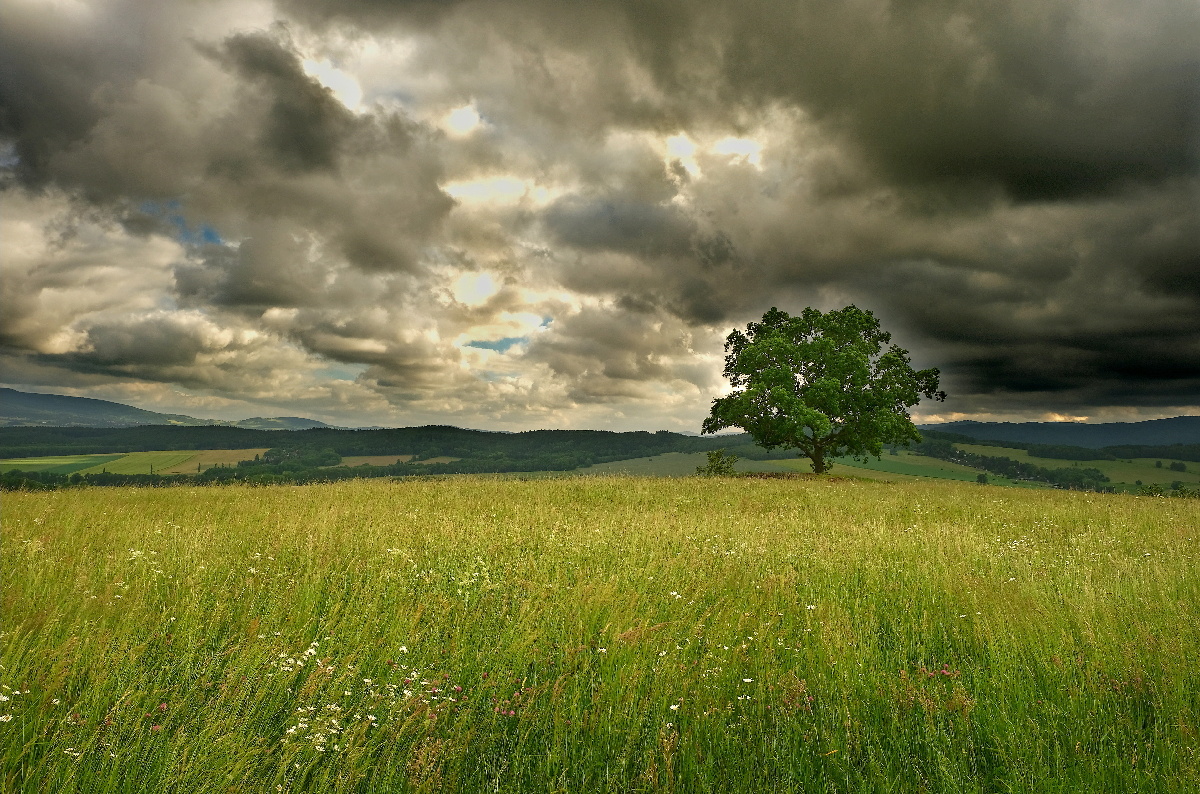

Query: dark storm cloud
[707,0,1200,201]
[0,1,136,188]
[281,0,1199,200]
[214,31,357,173]
[544,197,695,258]
[2,0,1197,425]
[174,226,332,309]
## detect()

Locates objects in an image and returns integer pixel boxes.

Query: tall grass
[2,477,1197,792]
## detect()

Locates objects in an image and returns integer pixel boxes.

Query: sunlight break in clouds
[301,58,364,111]
[711,137,763,168]
[443,104,482,137]
[665,134,701,177]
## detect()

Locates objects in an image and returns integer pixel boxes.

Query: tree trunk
[810,448,829,474]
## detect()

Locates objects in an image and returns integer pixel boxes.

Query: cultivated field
[2,478,1197,792]
[72,451,198,476]
[155,448,272,475]
[336,456,416,467]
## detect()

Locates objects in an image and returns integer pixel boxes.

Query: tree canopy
[702,306,945,473]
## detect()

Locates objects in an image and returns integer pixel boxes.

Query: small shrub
[696,449,739,476]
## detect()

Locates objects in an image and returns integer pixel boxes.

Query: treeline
[920,429,1200,464]
[1,470,195,490]
[911,438,1112,491]
[0,425,734,461]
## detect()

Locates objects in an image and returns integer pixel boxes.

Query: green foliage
[1025,443,1116,461]
[1169,461,1187,472]
[695,448,739,476]
[702,306,944,473]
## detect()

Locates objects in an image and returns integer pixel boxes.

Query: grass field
[337,455,416,467]
[70,451,201,476]
[960,444,1200,488]
[156,448,271,474]
[0,454,124,475]
[3,477,1196,792]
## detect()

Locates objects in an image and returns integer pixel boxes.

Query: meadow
[2,477,1197,792]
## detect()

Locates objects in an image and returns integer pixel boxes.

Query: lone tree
[702,305,945,474]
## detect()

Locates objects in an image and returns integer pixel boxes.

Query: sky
[1,0,1197,430]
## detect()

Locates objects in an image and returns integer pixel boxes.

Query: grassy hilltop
[2,477,1197,792]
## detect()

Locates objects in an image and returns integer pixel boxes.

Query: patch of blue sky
[315,363,369,381]
[139,199,223,245]
[466,337,526,353]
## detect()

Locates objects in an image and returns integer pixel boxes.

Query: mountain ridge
[918,417,1200,448]
[0,388,341,430]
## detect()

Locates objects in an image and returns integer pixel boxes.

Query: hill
[0,388,337,430]
[0,388,207,428]
[920,416,1200,448]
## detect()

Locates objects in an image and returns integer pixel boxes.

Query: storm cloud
[1,0,1196,428]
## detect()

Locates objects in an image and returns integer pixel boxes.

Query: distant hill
[232,417,335,430]
[0,388,337,430]
[920,417,1200,448]
[0,388,210,428]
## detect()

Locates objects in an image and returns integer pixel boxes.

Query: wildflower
[743,678,753,683]
[806,605,816,610]
[670,704,680,711]
[0,715,11,722]
[151,725,162,731]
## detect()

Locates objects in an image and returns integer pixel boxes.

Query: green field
[960,443,1200,488]
[73,451,201,476]
[0,454,124,475]
[3,478,1196,792]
